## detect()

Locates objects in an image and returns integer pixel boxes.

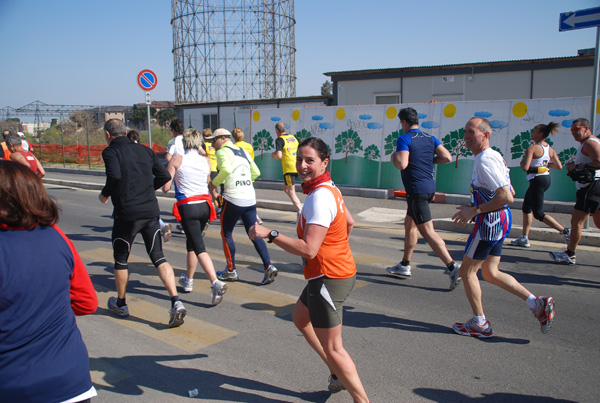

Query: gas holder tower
[171,0,296,104]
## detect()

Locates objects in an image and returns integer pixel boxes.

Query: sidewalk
[42,167,599,247]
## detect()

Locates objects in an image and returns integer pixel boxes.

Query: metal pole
[61,122,66,168]
[146,92,152,149]
[591,27,600,132]
[86,120,91,169]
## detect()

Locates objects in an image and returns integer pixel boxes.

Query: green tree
[557,147,577,165]
[335,129,363,164]
[491,146,504,156]
[129,107,156,129]
[295,128,312,143]
[252,129,274,160]
[510,130,554,160]
[364,144,380,165]
[321,81,332,97]
[442,128,472,168]
[384,129,404,155]
[156,108,177,129]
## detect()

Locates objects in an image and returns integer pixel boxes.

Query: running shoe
[510,235,530,248]
[453,318,493,338]
[178,274,194,292]
[532,296,555,334]
[256,215,263,225]
[176,224,185,234]
[217,269,239,282]
[261,264,278,285]
[107,296,129,318]
[202,221,209,237]
[445,263,462,291]
[549,251,576,265]
[161,223,172,242]
[328,375,345,394]
[386,262,411,278]
[211,280,228,306]
[168,301,186,328]
[561,228,571,244]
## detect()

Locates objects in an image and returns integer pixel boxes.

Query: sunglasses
[570,126,586,133]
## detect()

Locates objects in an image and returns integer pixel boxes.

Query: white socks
[526,294,537,310]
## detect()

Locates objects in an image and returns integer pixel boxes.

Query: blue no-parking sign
[137,69,158,91]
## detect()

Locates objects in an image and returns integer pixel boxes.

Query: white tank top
[526,143,550,181]
[174,149,210,199]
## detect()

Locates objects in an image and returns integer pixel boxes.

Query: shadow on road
[413,387,577,402]
[91,353,328,402]
[342,306,530,345]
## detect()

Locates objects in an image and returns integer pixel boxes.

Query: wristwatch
[268,230,279,243]
[475,207,483,215]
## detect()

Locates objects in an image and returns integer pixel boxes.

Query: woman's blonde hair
[183,128,203,150]
[232,127,245,142]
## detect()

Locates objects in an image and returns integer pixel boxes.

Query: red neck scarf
[301,171,331,195]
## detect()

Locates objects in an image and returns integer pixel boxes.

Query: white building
[324,53,595,106]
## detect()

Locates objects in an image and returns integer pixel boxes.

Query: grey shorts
[299,275,356,329]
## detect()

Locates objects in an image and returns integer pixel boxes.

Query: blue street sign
[559,7,600,32]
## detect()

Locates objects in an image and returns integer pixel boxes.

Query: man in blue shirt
[386,107,461,290]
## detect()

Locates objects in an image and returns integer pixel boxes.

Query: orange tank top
[296,183,356,280]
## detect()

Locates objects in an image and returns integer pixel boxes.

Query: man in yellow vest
[271,122,301,214]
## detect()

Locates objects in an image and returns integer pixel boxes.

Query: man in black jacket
[99,119,186,328]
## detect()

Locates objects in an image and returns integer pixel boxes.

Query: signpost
[560,7,600,229]
[137,69,158,147]
[559,7,600,132]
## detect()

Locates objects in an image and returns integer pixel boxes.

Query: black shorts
[406,193,434,225]
[111,217,166,269]
[283,173,297,186]
[299,276,356,329]
[179,202,210,255]
[574,180,600,214]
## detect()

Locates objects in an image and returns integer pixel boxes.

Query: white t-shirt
[471,148,511,204]
[300,182,337,229]
[167,135,184,156]
[174,149,211,200]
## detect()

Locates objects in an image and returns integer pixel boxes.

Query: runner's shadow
[501,269,600,290]
[81,224,113,233]
[357,272,450,293]
[90,354,327,402]
[241,302,295,320]
[342,306,529,344]
[63,232,111,243]
[413,388,577,402]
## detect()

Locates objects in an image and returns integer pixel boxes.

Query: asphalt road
[47,183,599,403]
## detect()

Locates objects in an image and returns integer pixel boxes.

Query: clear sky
[0,0,598,110]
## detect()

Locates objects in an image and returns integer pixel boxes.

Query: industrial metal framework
[0,101,108,134]
[171,0,296,103]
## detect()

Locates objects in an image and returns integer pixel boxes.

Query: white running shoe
[161,223,172,242]
[445,263,462,291]
[168,301,186,328]
[178,274,194,292]
[549,251,576,265]
[510,236,530,248]
[561,228,571,244]
[386,262,411,278]
[211,280,228,306]
[328,375,345,394]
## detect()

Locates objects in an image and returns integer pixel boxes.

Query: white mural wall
[250,97,600,201]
